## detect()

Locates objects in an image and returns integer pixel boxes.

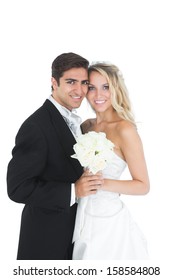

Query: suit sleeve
[7,121,72,211]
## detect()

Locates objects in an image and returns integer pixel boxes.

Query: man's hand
[75,170,104,198]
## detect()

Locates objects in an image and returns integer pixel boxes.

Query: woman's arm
[102,122,150,195]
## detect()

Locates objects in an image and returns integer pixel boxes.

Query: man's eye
[82,81,89,85]
[67,80,75,84]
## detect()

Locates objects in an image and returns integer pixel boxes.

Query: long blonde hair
[88,63,135,124]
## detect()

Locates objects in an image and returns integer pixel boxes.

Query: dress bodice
[90,152,126,199]
[84,153,127,217]
[102,152,126,179]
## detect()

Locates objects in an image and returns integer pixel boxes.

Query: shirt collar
[48,95,82,123]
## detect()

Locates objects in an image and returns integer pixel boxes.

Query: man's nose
[75,83,85,94]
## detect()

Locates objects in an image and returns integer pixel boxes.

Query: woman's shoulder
[115,119,137,138]
[111,120,140,156]
[81,118,96,133]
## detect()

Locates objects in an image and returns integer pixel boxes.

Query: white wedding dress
[72,152,148,260]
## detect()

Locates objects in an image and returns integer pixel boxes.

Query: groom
[7,52,103,260]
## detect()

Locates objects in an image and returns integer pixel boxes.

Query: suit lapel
[44,100,83,176]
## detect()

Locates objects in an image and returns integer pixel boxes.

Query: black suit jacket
[7,99,83,259]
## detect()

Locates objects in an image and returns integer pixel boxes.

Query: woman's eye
[103,85,109,90]
[88,86,95,91]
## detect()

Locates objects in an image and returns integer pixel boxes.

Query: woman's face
[87,71,112,113]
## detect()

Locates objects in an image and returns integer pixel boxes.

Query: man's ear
[51,77,58,90]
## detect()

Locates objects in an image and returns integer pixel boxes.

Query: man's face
[52,67,89,111]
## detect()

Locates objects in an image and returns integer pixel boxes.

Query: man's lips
[70,95,82,100]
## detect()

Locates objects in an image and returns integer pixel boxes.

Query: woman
[72,62,150,260]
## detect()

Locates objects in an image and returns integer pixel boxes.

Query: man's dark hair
[52,52,89,86]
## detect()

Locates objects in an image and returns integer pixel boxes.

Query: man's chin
[72,102,83,109]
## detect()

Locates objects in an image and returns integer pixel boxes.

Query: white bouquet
[71,131,115,174]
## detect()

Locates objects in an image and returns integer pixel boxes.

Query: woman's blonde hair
[88,62,135,124]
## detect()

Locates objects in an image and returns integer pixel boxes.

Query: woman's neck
[95,110,120,124]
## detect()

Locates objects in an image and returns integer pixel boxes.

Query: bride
[72,62,150,260]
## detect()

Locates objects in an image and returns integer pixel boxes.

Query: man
[7,52,103,260]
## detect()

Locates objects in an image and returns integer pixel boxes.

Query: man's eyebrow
[65,78,89,83]
[65,78,78,81]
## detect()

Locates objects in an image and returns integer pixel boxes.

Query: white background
[0,0,172,278]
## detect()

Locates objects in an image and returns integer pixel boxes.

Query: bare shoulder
[81,118,96,133]
[116,120,138,139]
[114,120,143,157]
